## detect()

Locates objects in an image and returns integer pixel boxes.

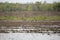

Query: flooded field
[0,25,60,33]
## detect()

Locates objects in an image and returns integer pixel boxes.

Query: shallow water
[0,33,60,40]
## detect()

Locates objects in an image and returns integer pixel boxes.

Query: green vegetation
[0,16,60,20]
[53,2,60,11]
[0,2,60,20]
[0,2,60,12]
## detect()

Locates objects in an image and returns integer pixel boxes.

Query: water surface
[0,33,60,40]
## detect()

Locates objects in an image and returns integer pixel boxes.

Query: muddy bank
[0,20,60,27]
[0,11,60,17]
[0,20,60,33]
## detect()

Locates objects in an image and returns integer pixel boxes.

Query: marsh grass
[0,16,60,20]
